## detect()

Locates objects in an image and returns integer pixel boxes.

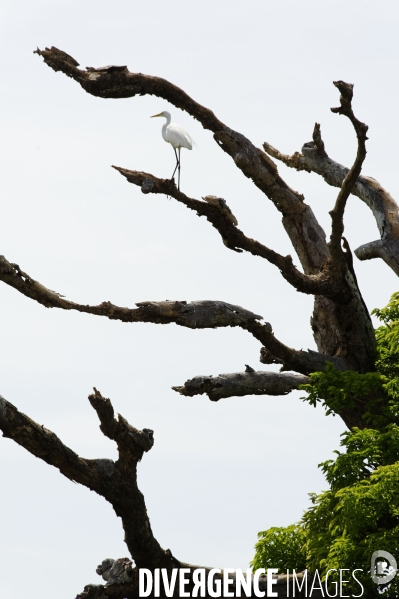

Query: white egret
[151,111,193,191]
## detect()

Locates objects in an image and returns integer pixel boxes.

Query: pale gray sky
[1,1,399,597]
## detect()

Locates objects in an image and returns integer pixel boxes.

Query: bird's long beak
[150,112,162,118]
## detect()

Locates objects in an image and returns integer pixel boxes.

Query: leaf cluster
[300,363,387,424]
[300,291,399,426]
[373,291,399,415]
[252,292,399,596]
[302,428,399,596]
[251,524,307,572]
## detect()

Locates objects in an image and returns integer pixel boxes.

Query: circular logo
[371,551,397,585]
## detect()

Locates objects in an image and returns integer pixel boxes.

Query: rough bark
[0,46,393,596]
[33,46,351,368]
[328,81,369,257]
[112,168,328,295]
[173,370,309,401]
[113,166,375,371]
[33,46,380,379]
[33,47,328,277]
[245,321,348,374]
[264,126,399,276]
[0,255,262,326]
[0,389,165,569]
[78,562,323,599]
[0,391,322,598]
[0,253,350,385]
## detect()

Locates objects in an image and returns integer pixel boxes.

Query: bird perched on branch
[151,111,193,191]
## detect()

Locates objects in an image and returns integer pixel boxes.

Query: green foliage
[300,362,387,423]
[297,291,399,426]
[251,524,306,572]
[373,291,399,414]
[302,426,399,596]
[252,292,399,596]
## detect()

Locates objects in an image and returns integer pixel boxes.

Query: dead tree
[1,46,398,597]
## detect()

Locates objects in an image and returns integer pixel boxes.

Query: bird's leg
[178,147,181,192]
[171,147,179,183]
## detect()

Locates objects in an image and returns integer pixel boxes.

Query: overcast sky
[1,1,399,597]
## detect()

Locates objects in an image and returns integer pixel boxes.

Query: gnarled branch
[1,390,304,598]
[113,167,332,296]
[77,561,312,599]
[0,255,263,328]
[328,81,369,257]
[0,389,167,570]
[0,253,352,377]
[35,46,329,277]
[34,47,379,374]
[33,49,378,375]
[264,118,399,276]
[0,394,101,487]
[173,370,309,401]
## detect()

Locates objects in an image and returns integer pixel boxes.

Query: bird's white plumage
[151,111,193,191]
[163,123,193,149]
[153,111,193,150]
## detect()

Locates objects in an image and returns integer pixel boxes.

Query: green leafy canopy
[252,292,399,597]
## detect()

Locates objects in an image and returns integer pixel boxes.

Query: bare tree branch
[170,322,348,401]
[241,320,347,374]
[35,46,330,277]
[77,558,137,598]
[87,389,165,568]
[77,560,312,599]
[172,363,374,430]
[0,255,265,327]
[263,83,376,371]
[32,48,379,371]
[0,253,354,377]
[0,394,101,487]
[173,370,309,401]
[263,141,305,171]
[0,389,169,570]
[112,165,374,372]
[113,167,332,296]
[0,391,210,598]
[264,125,399,276]
[311,122,328,158]
[328,81,369,256]
[34,47,225,130]
[2,390,309,598]
[34,48,379,373]
[0,46,389,598]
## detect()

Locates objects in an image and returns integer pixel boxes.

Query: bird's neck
[161,113,171,142]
